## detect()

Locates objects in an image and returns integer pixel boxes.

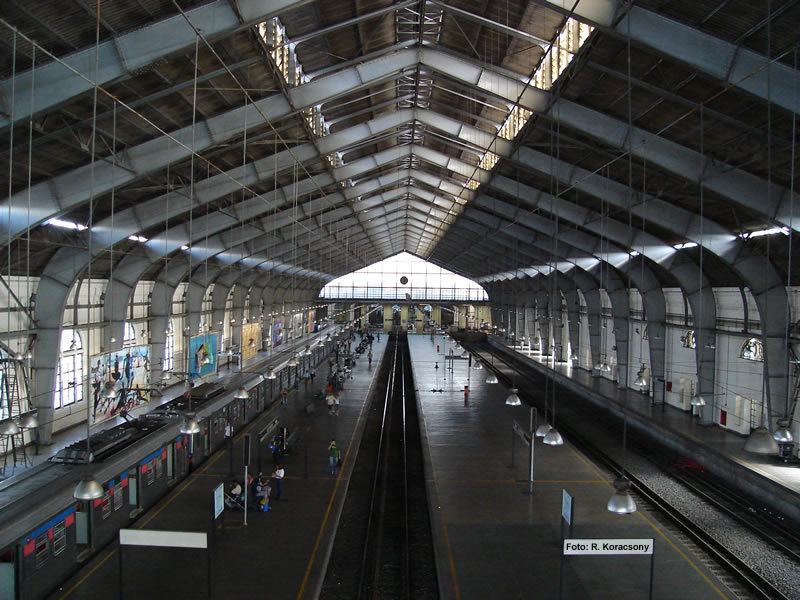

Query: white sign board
[561,489,573,525]
[563,539,654,556]
[214,483,225,519]
[119,529,208,550]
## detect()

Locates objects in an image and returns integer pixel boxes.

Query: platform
[409,334,737,600]
[486,336,800,523]
[46,333,388,600]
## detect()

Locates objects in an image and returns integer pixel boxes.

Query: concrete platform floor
[47,334,389,600]
[411,334,738,600]
[493,336,800,497]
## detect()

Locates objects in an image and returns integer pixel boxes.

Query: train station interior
[0,0,799,598]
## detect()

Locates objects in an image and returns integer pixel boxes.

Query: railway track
[472,343,800,600]
[321,334,438,600]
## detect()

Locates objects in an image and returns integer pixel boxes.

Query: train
[0,329,336,600]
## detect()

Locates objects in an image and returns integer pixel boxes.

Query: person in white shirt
[272,464,285,500]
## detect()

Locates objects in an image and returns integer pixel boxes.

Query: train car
[0,328,336,600]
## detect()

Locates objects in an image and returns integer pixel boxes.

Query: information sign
[213,483,224,519]
[561,489,573,525]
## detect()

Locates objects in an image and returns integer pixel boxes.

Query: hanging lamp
[73,475,104,501]
[234,387,249,400]
[505,388,522,406]
[607,477,637,514]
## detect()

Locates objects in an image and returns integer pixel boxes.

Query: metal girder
[429,0,551,50]
[551,97,800,233]
[149,263,191,382]
[0,45,542,240]
[0,0,312,129]
[531,1,800,114]
[472,176,717,404]
[510,145,790,423]
[441,200,667,386]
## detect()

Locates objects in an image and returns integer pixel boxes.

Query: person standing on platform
[334,392,341,415]
[224,418,234,476]
[368,350,373,368]
[272,464,285,500]
[328,440,341,475]
[326,392,336,415]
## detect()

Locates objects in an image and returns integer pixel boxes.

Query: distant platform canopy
[319,252,488,302]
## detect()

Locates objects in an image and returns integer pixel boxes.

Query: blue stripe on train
[26,506,76,541]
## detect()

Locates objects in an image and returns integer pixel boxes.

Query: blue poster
[189,332,218,380]
[91,345,151,425]
[272,319,284,348]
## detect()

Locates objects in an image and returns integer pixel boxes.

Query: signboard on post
[561,490,573,525]
[213,483,224,519]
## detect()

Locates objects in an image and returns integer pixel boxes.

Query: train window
[101,490,112,520]
[113,484,123,511]
[156,456,165,480]
[34,533,48,569]
[52,522,67,557]
[145,462,155,486]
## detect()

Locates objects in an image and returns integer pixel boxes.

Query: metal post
[649,544,655,600]
[118,541,124,600]
[510,427,515,468]
[243,465,248,526]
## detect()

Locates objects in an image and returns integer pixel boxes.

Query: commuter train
[0,333,332,600]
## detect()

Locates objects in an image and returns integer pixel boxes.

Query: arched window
[740,337,764,362]
[123,322,136,348]
[55,330,83,409]
[163,320,175,372]
[681,330,696,349]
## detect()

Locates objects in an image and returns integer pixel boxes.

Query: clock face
[400,276,409,285]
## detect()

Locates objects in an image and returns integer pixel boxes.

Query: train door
[74,502,92,559]
[166,443,174,482]
[0,548,15,599]
[128,470,141,517]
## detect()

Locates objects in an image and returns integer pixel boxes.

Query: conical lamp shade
[543,428,564,446]
[74,475,104,500]
[180,417,201,434]
[19,411,38,429]
[505,388,522,406]
[103,383,117,401]
[234,387,249,400]
[485,373,498,384]
[266,369,277,380]
[472,360,483,370]
[773,419,793,443]
[773,427,793,443]
[0,418,20,435]
[743,426,779,455]
[288,356,298,367]
[607,478,637,514]
[535,423,551,437]
[690,394,706,407]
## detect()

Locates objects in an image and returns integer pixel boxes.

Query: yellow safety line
[430,471,462,600]
[566,445,729,600]
[296,369,374,600]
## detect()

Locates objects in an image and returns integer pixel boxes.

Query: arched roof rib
[3,0,798,436]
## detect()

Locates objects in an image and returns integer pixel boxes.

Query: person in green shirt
[328,440,341,475]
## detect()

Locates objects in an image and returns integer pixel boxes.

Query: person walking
[368,350,373,368]
[272,464,285,500]
[326,392,336,415]
[334,392,341,415]
[328,440,341,475]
